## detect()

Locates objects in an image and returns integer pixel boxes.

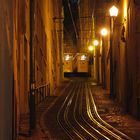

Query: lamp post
[101,28,108,88]
[88,45,94,77]
[93,40,99,46]
[101,28,108,36]
[109,5,118,98]
[29,0,36,134]
[93,40,99,82]
[88,45,94,52]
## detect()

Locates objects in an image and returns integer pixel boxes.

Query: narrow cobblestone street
[1,0,140,139]
[19,79,140,140]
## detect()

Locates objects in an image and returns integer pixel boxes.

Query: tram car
[63,53,77,73]
[77,53,88,73]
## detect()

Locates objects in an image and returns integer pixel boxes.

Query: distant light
[93,40,99,46]
[65,55,70,61]
[81,55,86,60]
[91,82,97,86]
[109,6,118,17]
[101,28,108,36]
[88,45,94,51]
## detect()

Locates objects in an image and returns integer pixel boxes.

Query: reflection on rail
[57,81,133,140]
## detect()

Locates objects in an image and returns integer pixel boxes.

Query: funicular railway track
[57,80,133,140]
[86,83,133,140]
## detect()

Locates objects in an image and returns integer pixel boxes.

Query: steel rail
[86,83,123,139]
[62,81,109,140]
[87,83,133,140]
[65,83,86,140]
[73,82,98,140]
[86,87,114,139]
[57,82,85,140]
[63,83,85,140]
[81,83,110,140]
[58,81,97,140]
[57,82,77,139]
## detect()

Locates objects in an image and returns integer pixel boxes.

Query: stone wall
[112,0,140,118]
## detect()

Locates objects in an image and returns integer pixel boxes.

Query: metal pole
[67,0,78,38]
[102,36,106,88]
[29,0,36,133]
[96,46,99,83]
[110,17,114,98]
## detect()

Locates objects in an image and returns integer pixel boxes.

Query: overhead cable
[67,0,79,39]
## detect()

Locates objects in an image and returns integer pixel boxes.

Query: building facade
[0,0,63,139]
[112,0,140,117]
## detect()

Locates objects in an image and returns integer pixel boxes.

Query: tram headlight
[81,55,86,60]
[65,55,70,61]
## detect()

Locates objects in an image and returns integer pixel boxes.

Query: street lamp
[88,45,94,77]
[88,45,94,51]
[93,40,99,46]
[101,28,108,36]
[109,5,118,98]
[101,28,108,88]
[109,6,118,17]
[93,40,100,83]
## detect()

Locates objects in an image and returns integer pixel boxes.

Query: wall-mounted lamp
[88,45,94,52]
[101,28,108,36]
[109,5,118,17]
[109,5,119,98]
[93,40,99,46]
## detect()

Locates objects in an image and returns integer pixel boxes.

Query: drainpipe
[137,97,140,120]
[29,0,36,134]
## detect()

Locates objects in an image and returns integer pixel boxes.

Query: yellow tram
[77,53,88,73]
[63,53,77,73]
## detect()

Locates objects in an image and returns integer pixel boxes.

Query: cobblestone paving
[90,85,140,140]
[18,97,57,140]
[18,80,140,140]
[18,81,68,140]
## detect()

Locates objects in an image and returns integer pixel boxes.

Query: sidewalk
[18,81,68,140]
[18,99,53,140]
